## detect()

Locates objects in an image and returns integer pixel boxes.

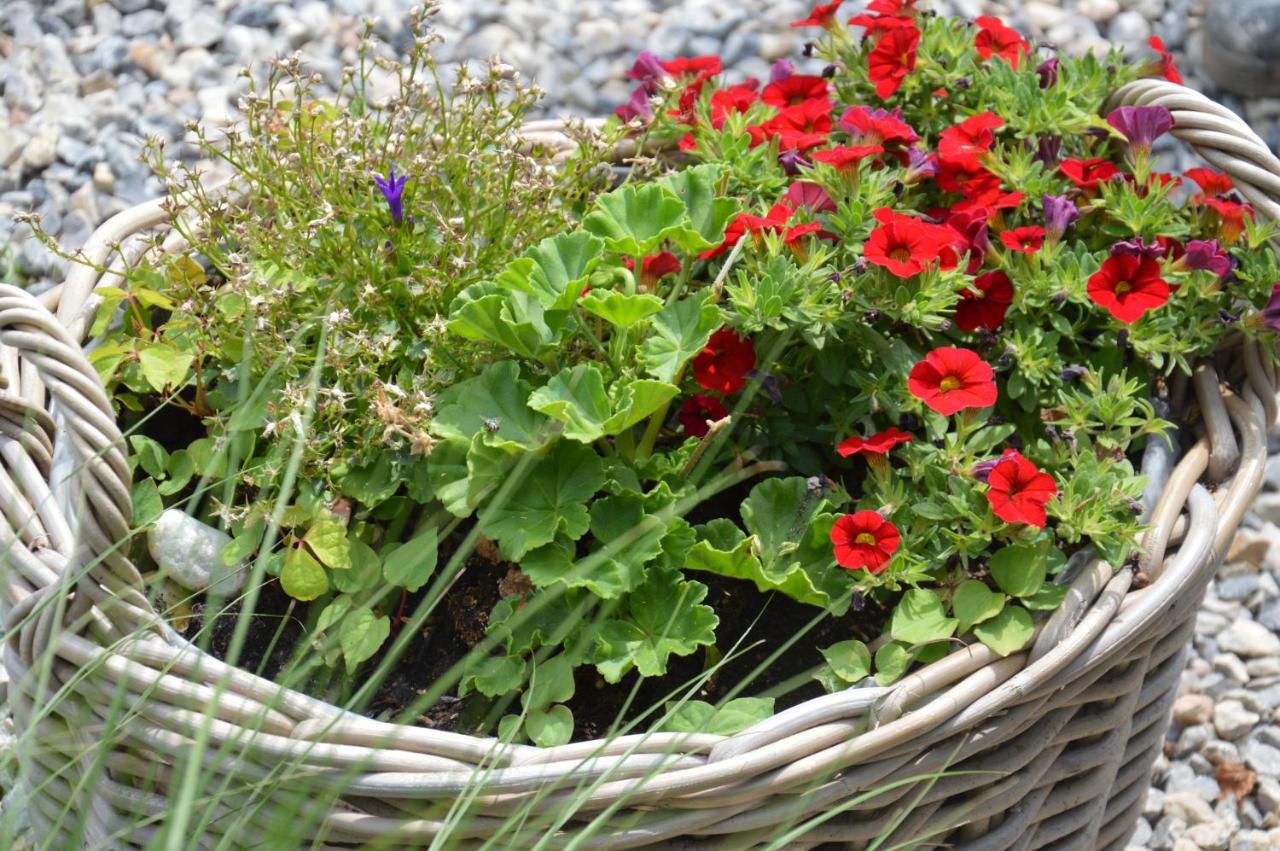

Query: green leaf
[305,517,352,570]
[663,697,774,735]
[973,605,1035,656]
[131,478,163,527]
[1021,582,1068,611]
[874,641,913,686]
[527,364,611,443]
[660,164,741,252]
[157,450,194,496]
[336,453,401,508]
[989,544,1047,598]
[502,231,604,312]
[953,580,1006,634]
[431,361,549,451]
[583,183,687,257]
[520,536,638,599]
[890,589,958,647]
[339,607,390,674]
[137,344,193,392]
[820,640,871,684]
[461,655,527,698]
[382,527,439,592]
[281,546,328,601]
[220,521,263,567]
[332,538,382,593]
[639,290,722,383]
[594,566,718,683]
[227,373,282,433]
[448,286,560,360]
[526,704,574,748]
[603,380,680,435]
[522,654,576,712]
[580,290,665,328]
[479,441,604,561]
[130,435,169,479]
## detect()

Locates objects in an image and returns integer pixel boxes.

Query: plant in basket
[19,0,1280,845]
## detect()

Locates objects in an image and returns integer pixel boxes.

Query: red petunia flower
[761,75,830,108]
[838,106,919,148]
[678,132,698,152]
[907,347,998,415]
[848,12,916,35]
[812,144,885,172]
[782,221,835,260]
[693,328,757,394]
[1087,254,1170,323]
[784,180,837,212]
[974,16,1028,66]
[955,270,1014,332]
[660,55,723,83]
[710,84,759,129]
[831,510,900,573]
[986,449,1057,528]
[867,24,920,99]
[953,175,1024,219]
[1148,36,1183,85]
[1203,197,1253,244]
[1184,167,1233,198]
[624,251,682,287]
[747,99,833,151]
[792,0,845,28]
[699,202,794,259]
[678,394,729,437]
[942,207,991,273]
[837,427,913,458]
[938,112,1003,167]
[999,225,1046,254]
[867,0,917,14]
[1059,158,1121,191]
[864,207,957,278]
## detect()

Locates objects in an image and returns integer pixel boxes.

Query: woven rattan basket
[5,78,1280,849]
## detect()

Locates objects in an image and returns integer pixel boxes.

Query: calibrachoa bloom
[1262,283,1280,333]
[770,59,795,83]
[867,24,920,99]
[1182,239,1232,278]
[1185,168,1233,198]
[614,86,654,122]
[1087,254,1171,323]
[938,112,1002,167]
[711,84,759,128]
[1110,236,1165,259]
[830,511,900,573]
[974,16,1028,66]
[908,347,998,415]
[837,427,913,457]
[693,328,757,394]
[1059,157,1120,190]
[747,99,833,151]
[1148,35,1183,84]
[1042,194,1080,240]
[864,207,957,277]
[678,394,728,437]
[955,270,1013,332]
[812,144,885,172]
[784,180,837,212]
[1106,105,1175,155]
[986,449,1057,528]
[792,0,845,28]
[1203,197,1252,244]
[839,106,919,147]
[374,166,409,224]
[1036,56,1059,88]
[762,75,830,108]
[999,226,1046,254]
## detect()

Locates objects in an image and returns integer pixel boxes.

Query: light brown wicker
[4,78,1280,849]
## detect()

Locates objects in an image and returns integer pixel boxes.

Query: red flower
[678,394,728,437]
[837,427,913,458]
[867,24,920,99]
[1184,168,1233,198]
[699,202,793,259]
[792,0,845,28]
[999,226,1046,254]
[812,144,885,172]
[974,16,1028,66]
[782,221,835,260]
[660,55,723,83]
[710,84,759,129]
[848,13,916,35]
[678,132,698,152]
[838,106,919,147]
[1203,197,1253,244]
[986,449,1057,528]
[784,180,837,212]
[866,0,917,14]
[624,252,681,286]
[1148,36,1183,85]
[951,172,1024,219]
[938,112,1003,167]
[864,207,957,278]
[831,511,900,573]
[908,347,998,415]
[693,328,757,394]
[747,100,833,151]
[955,270,1013,332]
[942,207,991,273]
[1087,254,1170,323]
[1059,158,1121,190]
[762,75,830,108]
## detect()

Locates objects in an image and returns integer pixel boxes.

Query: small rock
[1179,723,1215,756]
[1219,620,1280,658]
[175,10,225,49]
[1186,820,1233,851]
[21,127,59,172]
[1218,574,1262,603]
[1175,694,1217,726]
[1144,786,1166,820]
[129,40,167,79]
[1248,657,1280,679]
[1203,740,1242,765]
[1256,775,1280,811]
[146,509,246,596]
[1109,10,1152,45]
[1244,735,1280,777]
[1217,701,1263,740]
[92,162,115,195]
[1022,0,1069,30]
[1165,791,1218,825]
[77,70,116,98]
[1231,831,1275,851]
[120,9,165,38]
[1215,653,1251,683]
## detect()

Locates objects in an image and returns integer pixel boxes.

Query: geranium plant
[54,2,1280,747]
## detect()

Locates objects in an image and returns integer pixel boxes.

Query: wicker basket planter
[4,77,1280,849]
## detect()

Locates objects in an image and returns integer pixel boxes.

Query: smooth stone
[1186,820,1234,851]
[1174,694,1216,726]
[1215,698,1262,740]
[20,128,59,173]
[1219,620,1280,658]
[146,509,246,596]
[1079,0,1120,18]
[120,9,165,38]
[1214,653,1251,683]
[1108,10,1151,44]
[1244,736,1280,777]
[1231,831,1276,851]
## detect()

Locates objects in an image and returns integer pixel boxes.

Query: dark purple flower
[613,85,654,123]
[971,458,1001,482]
[1263,283,1280,333]
[1111,237,1166,259]
[1034,135,1062,167]
[1036,56,1059,88]
[769,59,795,84]
[904,147,938,183]
[626,50,668,86]
[1042,194,1079,240]
[1106,105,1174,153]
[1183,239,1232,278]
[778,149,811,175]
[784,180,836,212]
[374,166,409,224]
[1060,365,1088,382]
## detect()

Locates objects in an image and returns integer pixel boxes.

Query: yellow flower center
[939,376,962,393]
[890,246,912,263]
[1114,280,1132,295]
[855,532,877,546]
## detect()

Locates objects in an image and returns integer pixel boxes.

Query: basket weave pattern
[3,79,1279,848]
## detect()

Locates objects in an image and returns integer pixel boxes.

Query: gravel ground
[3,1,1280,848]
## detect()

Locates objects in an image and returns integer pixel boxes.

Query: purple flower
[778,149,811,175]
[904,147,938,183]
[1262,283,1280,333]
[1182,239,1232,278]
[1106,105,1175,153]
[613,85,654,123]
[1042,194,1079,240]
[769,59,795,84]
[784,180,836,213]
[626,50,668,86]
[1034,135,1062,167]
[1036,57,1059,89]
[1111,237,1166,259]
[374,166,409,225]
[970,458,1001,482]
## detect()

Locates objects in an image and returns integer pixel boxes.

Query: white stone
[1165,792,1218,826]
[1186,820,1233,851]
[1214,653,1251,683]
[1231,831,1275,851]
[146,509,246,596]
[1220,620,1280,658]
[1108,10,1151,44]
[20,127,59,172]
[1174,694,1216,726]
[1023,1,1069,30]
[1079,0,1121,22]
